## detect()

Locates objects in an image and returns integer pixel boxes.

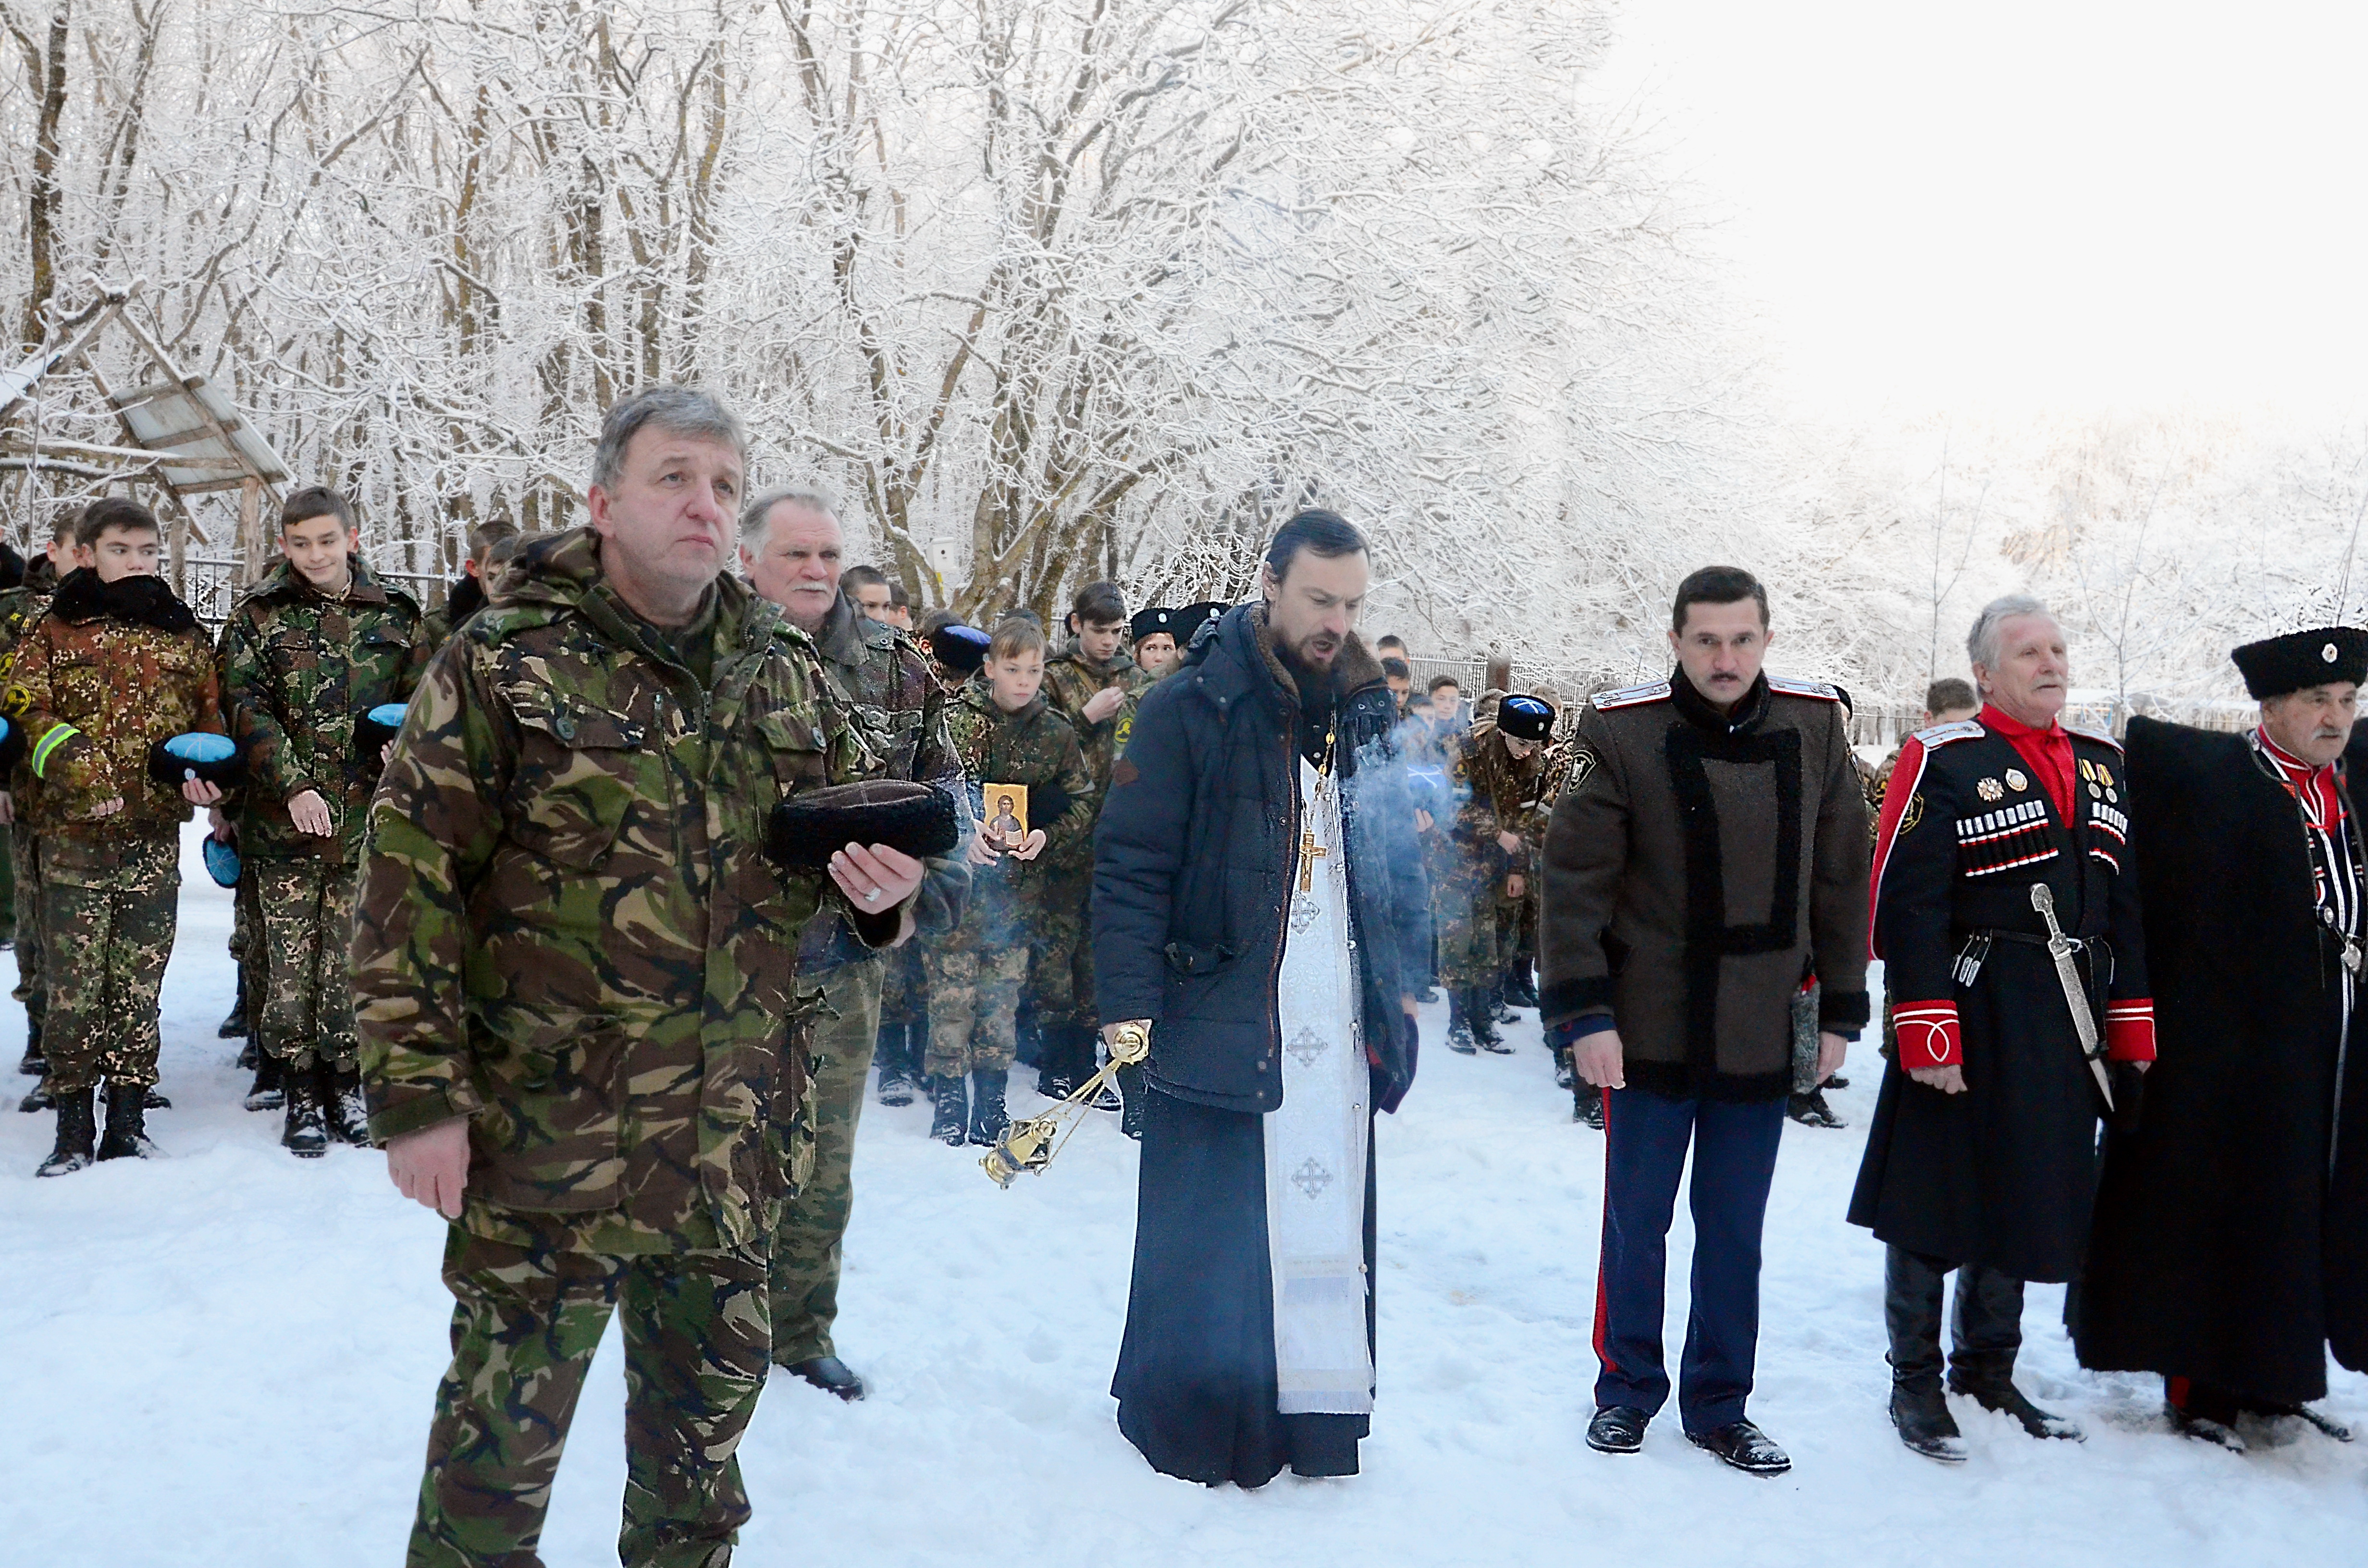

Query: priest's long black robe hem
[1111,1089,1378,1489]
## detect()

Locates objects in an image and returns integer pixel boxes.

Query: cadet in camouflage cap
[353,386,925,1568]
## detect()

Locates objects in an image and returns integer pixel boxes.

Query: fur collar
[48,568,198,634]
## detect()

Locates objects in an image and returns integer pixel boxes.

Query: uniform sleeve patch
[1564,747,1599,798]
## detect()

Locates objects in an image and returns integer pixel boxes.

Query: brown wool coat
[1540,671,1872,1099]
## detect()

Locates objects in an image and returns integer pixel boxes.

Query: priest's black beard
[1276,644,1338,770]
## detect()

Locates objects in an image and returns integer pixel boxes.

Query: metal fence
[181,553,447,630]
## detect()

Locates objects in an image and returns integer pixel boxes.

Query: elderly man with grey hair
[737,483,969,1401]
[1849,593,2155,1464]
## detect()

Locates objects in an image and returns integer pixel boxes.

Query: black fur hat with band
[766,780,962,872]
[1497,693,1557,743]
[2232,627,2368,701]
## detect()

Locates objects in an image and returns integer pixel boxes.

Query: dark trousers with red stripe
[1594,1086,1788,1434]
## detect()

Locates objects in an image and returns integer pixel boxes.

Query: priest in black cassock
[1092,509,1427,1486]
[2076,626,2368,1450]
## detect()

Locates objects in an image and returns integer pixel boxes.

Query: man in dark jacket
[1094,508,1427,1488]
[2076,627,2368,1451]
[1851,595,2154,1462]
[1541,564,1870,1476]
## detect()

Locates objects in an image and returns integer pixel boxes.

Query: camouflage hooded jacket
[352,527,888,1256]
[4,568,224,836]
[218,556,427,862]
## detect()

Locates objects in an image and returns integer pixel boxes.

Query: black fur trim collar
[48,568,198,633]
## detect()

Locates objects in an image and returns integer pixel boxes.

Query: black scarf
[47,568,198,633]
[445,572,486,623]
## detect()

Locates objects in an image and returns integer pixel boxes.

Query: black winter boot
[1447,992,1477,1054]
[929,1073,969,1146]
[243,1053,285,1112]
[37,1087,95,1176]
[282,1065,329,1158]
[97,1084,157,1161]
[1946,1266,2081,1440]
[1787,1088,1846,1129]
[103,1079,170,1110]
[1503,961,1539,1009]
[237,1039,259,1071]
[1117,1062,1146,1142]
[1573,1081,1604,1129]
[1490,982,1519,1028]
[219,966,250,1039]
[1891,1378,1968,1464]
[16,1022,42,1077]
[1474,991,1513,1054]
[1553,1045,1576,1091]
[967,1069,1011,1147]
[876,1023,915,1107]
[323,1062,372,1146]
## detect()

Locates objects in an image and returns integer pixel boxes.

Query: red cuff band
[2106,1000,2156,1063]
[1892,1001,1961,1070]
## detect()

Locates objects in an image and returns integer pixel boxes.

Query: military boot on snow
[875,1023,916,1107]
[1890,1377,1968,1464]
[282,1067,330,1158]
[97,1085,158,1161]
[1573,1082,1605,1129]
[16,1026,43,1077]
[37,1088,95,1177]
[1447,992,1478,1054]
[243,1053,285,1112]
[968,1069,1012,1147]
[218,967,250,1039]
[1473,991,1513,1054]
[323,1062,372,1146]
[929,1074,970,1146]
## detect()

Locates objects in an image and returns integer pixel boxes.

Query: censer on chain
[979,1020,1150,1187]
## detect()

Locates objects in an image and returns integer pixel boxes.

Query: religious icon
[982,784,1029,852]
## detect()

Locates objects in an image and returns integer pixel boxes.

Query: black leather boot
[968,1069,1011,1146]
[1474,990,1513,1054]
[1947,1267,2082,1440]
[1447,991,1477,1054]
[1504,961,1539,1008]
[243,1052,285,1112]
[96,1082,157,1161]
[37,1086,95,1176]
[282,1064,329,1158]
[323,1061,372,1146]
[1490,981,1519,1027]
[929,1072,969,1145]
[219,966,250,1038]
[16,1021,43,1077]
[876,1022,915,1107]
[1885,1247,1967,1460]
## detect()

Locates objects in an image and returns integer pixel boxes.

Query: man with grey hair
[1850,594,2155,1463]
[739,483,969,1401]
[356,385,925,1564]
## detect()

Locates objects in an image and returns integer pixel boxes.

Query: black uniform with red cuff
[1847,704,2154,1283]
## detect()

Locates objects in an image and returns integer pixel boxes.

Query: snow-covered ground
[3,824,2363,1567]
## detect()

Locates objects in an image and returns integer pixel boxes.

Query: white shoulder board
[1912,718,1986,748]
[1592,679,1671,711]
[1767,674,1842,702]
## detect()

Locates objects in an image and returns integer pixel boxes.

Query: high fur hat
[766,780,962,871]
[928,622,993,676]
[1497,693,1556,742]
[2232,626,2368,700]
[1129,605,1179,642]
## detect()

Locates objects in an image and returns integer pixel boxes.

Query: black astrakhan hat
[1497,693,1556,743]
[1130,606,1179,642]
[929,621,993,675]
[766,780,962,871]
[2231,626,2368,700]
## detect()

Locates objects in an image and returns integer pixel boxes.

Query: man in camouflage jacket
[9,498,227,1174]
[353,389,923,1568]
[220,485,428,1156]
[0,523,66,1102]
[1036,581,1152,1094]
[737,485,969,1400]
[926,618,1094,1144]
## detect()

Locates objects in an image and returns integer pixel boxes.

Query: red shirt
[1979,701,2076,821]
[2257,726,2345,828]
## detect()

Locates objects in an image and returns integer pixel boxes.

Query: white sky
[1592,0,2368,420]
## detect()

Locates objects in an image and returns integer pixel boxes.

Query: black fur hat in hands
[766,780,961,872]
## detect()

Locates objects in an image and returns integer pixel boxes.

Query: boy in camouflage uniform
[419,517,519,652]
[219,485,428,1157]
[354,389,920,1568]
[1036,581,1150,1098]
[738,488,970,1403]
[0,512,70,1107]
[927,616,1093,1146]
[1439,696,1558,1055]
[10,498,228,1174]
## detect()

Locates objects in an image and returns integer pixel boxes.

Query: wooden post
[238,478,262,584]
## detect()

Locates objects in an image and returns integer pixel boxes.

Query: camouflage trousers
[767,958,881,1365]
[409,1229,772,1568]
[877,941,925,1029]
[1434,858,1503,990]
[13,826,42,1038]
[39,829,177,1094]
[1022,864,1094,1029]
[922,934,1027,1078]
[255,854,360,1070]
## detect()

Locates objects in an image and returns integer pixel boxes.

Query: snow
[2,823,2363,1566]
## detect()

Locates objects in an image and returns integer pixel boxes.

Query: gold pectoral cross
[1298,828,1328,893]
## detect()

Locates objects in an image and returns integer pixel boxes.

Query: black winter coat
[1092,604,1429,1115]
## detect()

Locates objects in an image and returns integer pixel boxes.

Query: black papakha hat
[929,621,993,675]
[147,731,244,791]
[2231,627,2368,700]
[766,780,962,871]
[1497,693,1556,742]
[1130,606,1179,642]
